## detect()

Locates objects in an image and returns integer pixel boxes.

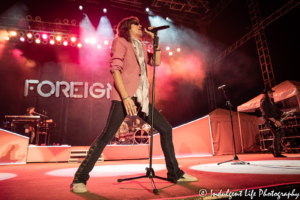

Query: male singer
[71,16,197,193]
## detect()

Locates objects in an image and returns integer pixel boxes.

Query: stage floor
[1,153,300,200]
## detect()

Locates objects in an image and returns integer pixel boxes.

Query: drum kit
[109,118,158,145]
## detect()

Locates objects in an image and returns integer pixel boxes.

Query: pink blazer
[109,37,154,101]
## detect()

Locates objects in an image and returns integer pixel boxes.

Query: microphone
[146,25,170,32]
[218,85,226,90]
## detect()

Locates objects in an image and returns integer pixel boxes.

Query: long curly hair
[116,16,139,42]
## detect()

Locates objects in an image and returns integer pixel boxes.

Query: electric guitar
[269,109,296,131]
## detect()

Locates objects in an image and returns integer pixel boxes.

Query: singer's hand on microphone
[145,26,156,39]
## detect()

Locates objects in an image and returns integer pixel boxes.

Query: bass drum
[134,130,149,144]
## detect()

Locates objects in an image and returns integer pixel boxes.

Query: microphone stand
[217,87,249,165]
[34,112,48,145]
[117,31,174,194]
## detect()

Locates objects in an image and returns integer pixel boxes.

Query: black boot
[274,151,287,158]
[268,146,275,156]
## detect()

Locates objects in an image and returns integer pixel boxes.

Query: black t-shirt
[260,95,283,120]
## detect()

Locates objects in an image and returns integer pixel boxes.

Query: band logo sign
[24,80,112,99]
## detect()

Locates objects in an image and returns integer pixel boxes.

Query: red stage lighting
[5,36,10,40]
[148,49,150,52]
[166,46,170,51]
[27,33,33,38]
[169,52,173,56]
[177,48,181,52]
[97,45,101,49]
[63,41,68,46]
[77,43,82,48]
[42,34,47,39]
[71,37,76,42]
[85,38,89,43]
[104,40,109,45]
[50,40,55,45]
[56,36,62,41]
[35,39,41,44]
[20,37,25,42]
[90,38,96,44]
[10,31,17,36]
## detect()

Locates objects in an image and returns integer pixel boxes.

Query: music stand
[117,30,175,194]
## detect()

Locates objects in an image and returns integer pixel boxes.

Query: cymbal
[124,118,132,122]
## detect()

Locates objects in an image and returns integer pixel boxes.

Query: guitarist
[260,86,287,157]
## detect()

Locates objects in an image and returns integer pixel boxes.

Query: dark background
[0,0,299,145]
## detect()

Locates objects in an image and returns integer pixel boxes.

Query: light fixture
[10,31,17,36]
[90,38,96,44]
[27,33,33,38]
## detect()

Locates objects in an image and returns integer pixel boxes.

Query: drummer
[133,118,142,130]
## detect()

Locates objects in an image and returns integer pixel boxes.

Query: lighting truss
[212,0,300,66]
[0,15,79,34]
[60,0,210,25]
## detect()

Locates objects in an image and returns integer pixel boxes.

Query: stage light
[97,45,101,49]
[56,36,62,41]
[63,41,68,46]
[177,48,181,52]
[27,33,33,38]
[35,39,41,44]
[146,8,149,12]
[90,37,96,44]
[34,33,40,39]
[77,43,82,48]
[103,8,107,13]
[5,36,9,40]
[166,46,170,51]
[166,17,169,21]
[104,40,109,45]
[148,49,150,52]
[49,35,54,40]
[10,31,17,36]
[20,37,25,42]
[42,34,47,39]
[63,36,68,41]
[79,5,83,10]
[50,40,55,45]
[71,37,76,42]
[85,38,89,43]
[169,52,173,56]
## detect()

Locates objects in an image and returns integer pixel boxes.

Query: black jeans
[268,125,285,153]
[72,97,184,185]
